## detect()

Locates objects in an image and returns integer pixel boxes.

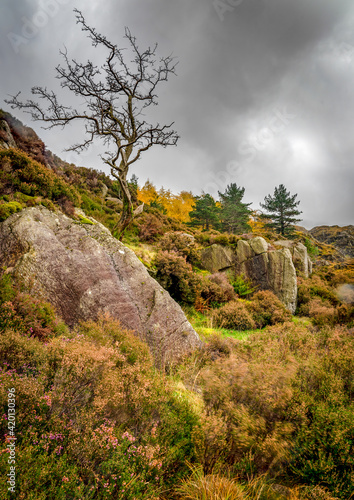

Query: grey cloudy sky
[1,0,353,228]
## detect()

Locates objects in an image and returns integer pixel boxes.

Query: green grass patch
[185,307,260,341]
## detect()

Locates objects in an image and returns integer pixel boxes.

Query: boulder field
[0,206,201,367]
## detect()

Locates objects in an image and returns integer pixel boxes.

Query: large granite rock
[274,240,312,277]
[0,207,201,367]
[236,238,297,313]
[200,244,235,273]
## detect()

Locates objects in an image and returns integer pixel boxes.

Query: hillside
[0,111,354,499]
[310,225,354,258]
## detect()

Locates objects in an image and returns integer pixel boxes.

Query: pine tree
[218,183,252,234]
[260,184,302,236]
[188,193,220,230]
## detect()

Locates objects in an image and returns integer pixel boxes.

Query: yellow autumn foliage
[138,180,195,222]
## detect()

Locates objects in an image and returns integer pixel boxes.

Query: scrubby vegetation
[1,113,354,498]
[1,273,353,499]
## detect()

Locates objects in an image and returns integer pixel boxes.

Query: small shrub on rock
[0,200,23,221]
[214,300,256,331]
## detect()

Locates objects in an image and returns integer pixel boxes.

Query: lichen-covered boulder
[274,240,312,277]
[237,245,297,313]
[0,207,201,367]
[249,236,269,255]
[200,244,235,273]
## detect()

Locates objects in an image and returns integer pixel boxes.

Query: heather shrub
[246,290,291,328]
[199,273,235,307]
[0,148,81,210]
[195,323,354,497]
[158,231,199,264]
[213,300,256,330]
[305,297,338,326]
[0,273,67,340]
[0,312,201,499]
[199,350,295,476]
[208,273,235,301]
[297,275,340,311]
[138,213,165,241]
[0,330,46,375]
[154,250,201,304]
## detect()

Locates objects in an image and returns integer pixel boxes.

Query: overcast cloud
[1,0,353,228]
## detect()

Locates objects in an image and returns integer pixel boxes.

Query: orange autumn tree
[137,181,195,222]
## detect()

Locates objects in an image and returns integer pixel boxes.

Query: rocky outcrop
[236,238,297,313]
[0,207,201,367]
[200,236,300,313]
[0,120,17,149]
[200,244,235,273]
[274,241,312,277]
[309,225,354,258]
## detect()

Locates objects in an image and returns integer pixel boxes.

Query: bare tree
[6,9,179,238]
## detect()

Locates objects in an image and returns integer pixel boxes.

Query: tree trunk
[114,172,133,240]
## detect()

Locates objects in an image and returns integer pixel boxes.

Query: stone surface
[236,239,255,263]
[0,206,201,366]
[0,120,17,149]
[249,236,269,255]
[200,244,235,273]
[274,240,312,278]
[238,246,297,313]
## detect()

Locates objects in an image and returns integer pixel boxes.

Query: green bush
[0,200,23,221]
[0,148,81,209]
[303,237,320,257]
[231,273,256,297]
